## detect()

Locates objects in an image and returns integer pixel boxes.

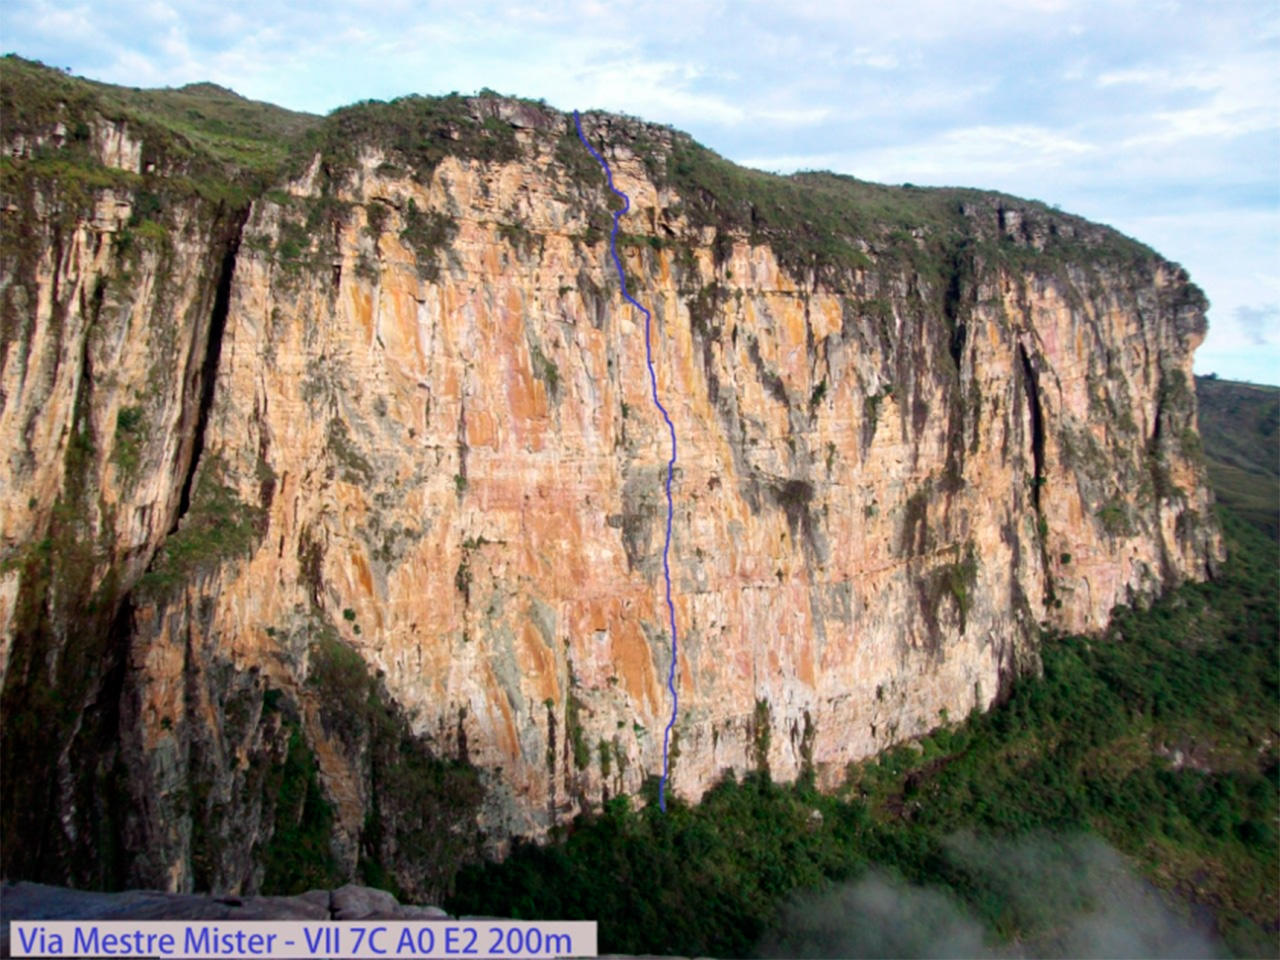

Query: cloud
[1095,67,1214,89]
[1109,53,1280,149]
[849,48,899,70]
[758,871,988,959]
[756,833,1223,959]
[1235,305,1280,347]
[862,124,1099,181]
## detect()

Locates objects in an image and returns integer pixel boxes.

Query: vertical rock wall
[0,91,1219,896]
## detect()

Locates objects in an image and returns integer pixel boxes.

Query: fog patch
[756,875,986,959]
[756,833,1222,959]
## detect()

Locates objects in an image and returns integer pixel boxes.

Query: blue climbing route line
[574,111,680,812]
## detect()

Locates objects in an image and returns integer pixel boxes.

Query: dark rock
[396,904,450,919]
[331,884,400,920]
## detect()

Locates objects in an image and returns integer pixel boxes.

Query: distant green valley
[1196,376,1279,541]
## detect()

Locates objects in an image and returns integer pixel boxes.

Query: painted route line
[574,111,680,812]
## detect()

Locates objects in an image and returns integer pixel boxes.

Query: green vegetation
[400,200,457,281]
[686,282,725,339]
[927,545,979,634]
[454,554,472,597]
[808,378,827,412]
[259,718,342,895]
[0,329,140,886]
[528,339,561,398]
[497,221,540,259]
[449,510,1277,958]
[0,54,317,209]
[138,458,263,596]
[91,80,315,178]
[291,91,525,183]
[364,201,389,239]
[130,218,169,245]
[863,390,885,448]
[5,56,1268,937]
[647,135,1156,289]
[326,417,373,485]
[1195,376,1279,540]
[554,121,605,189]
[752,699,772,772]
[1096,497,1132,537]
[617,232,669,251]
[567,691,590,771]
[306,633,484,902]
[2,54,1167,316]
[110,405,146,479]
[264,192,356,283]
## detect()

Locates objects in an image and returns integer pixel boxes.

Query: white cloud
[762,124,1099,187]
[847,47,899,70]
[1095,67,1212,89]
[1108,53,1280,149]
[751,106,832,126]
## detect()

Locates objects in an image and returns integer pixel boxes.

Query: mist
[755,833,1223,959]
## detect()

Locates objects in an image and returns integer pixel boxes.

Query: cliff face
[0,59,1221,898]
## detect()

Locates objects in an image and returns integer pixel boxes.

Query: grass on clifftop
[4,54,1168,296]
[648,134,1159,287]
[1,55,318,182]
[95,80,319,176]
[448,509,1278,959]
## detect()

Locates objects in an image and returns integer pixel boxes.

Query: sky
[4,0,1278,384]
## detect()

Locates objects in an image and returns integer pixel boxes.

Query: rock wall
[0,71,1221,897]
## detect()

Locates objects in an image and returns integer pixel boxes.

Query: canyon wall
[0,61,1220,898]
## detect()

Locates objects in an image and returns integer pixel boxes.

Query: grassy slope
[1196,376,1279,541]
[1,55,319,180]
[95,81,318,174]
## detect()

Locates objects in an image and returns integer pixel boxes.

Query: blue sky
[4,0,1278,383]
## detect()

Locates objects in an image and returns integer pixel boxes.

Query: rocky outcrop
[0,59,1221,899]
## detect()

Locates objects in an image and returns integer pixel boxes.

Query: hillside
[0,55,318,183]
[1196,376,1279,540]
[0,54,1220,902]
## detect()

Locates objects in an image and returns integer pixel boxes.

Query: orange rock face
[0,97,1219,894]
